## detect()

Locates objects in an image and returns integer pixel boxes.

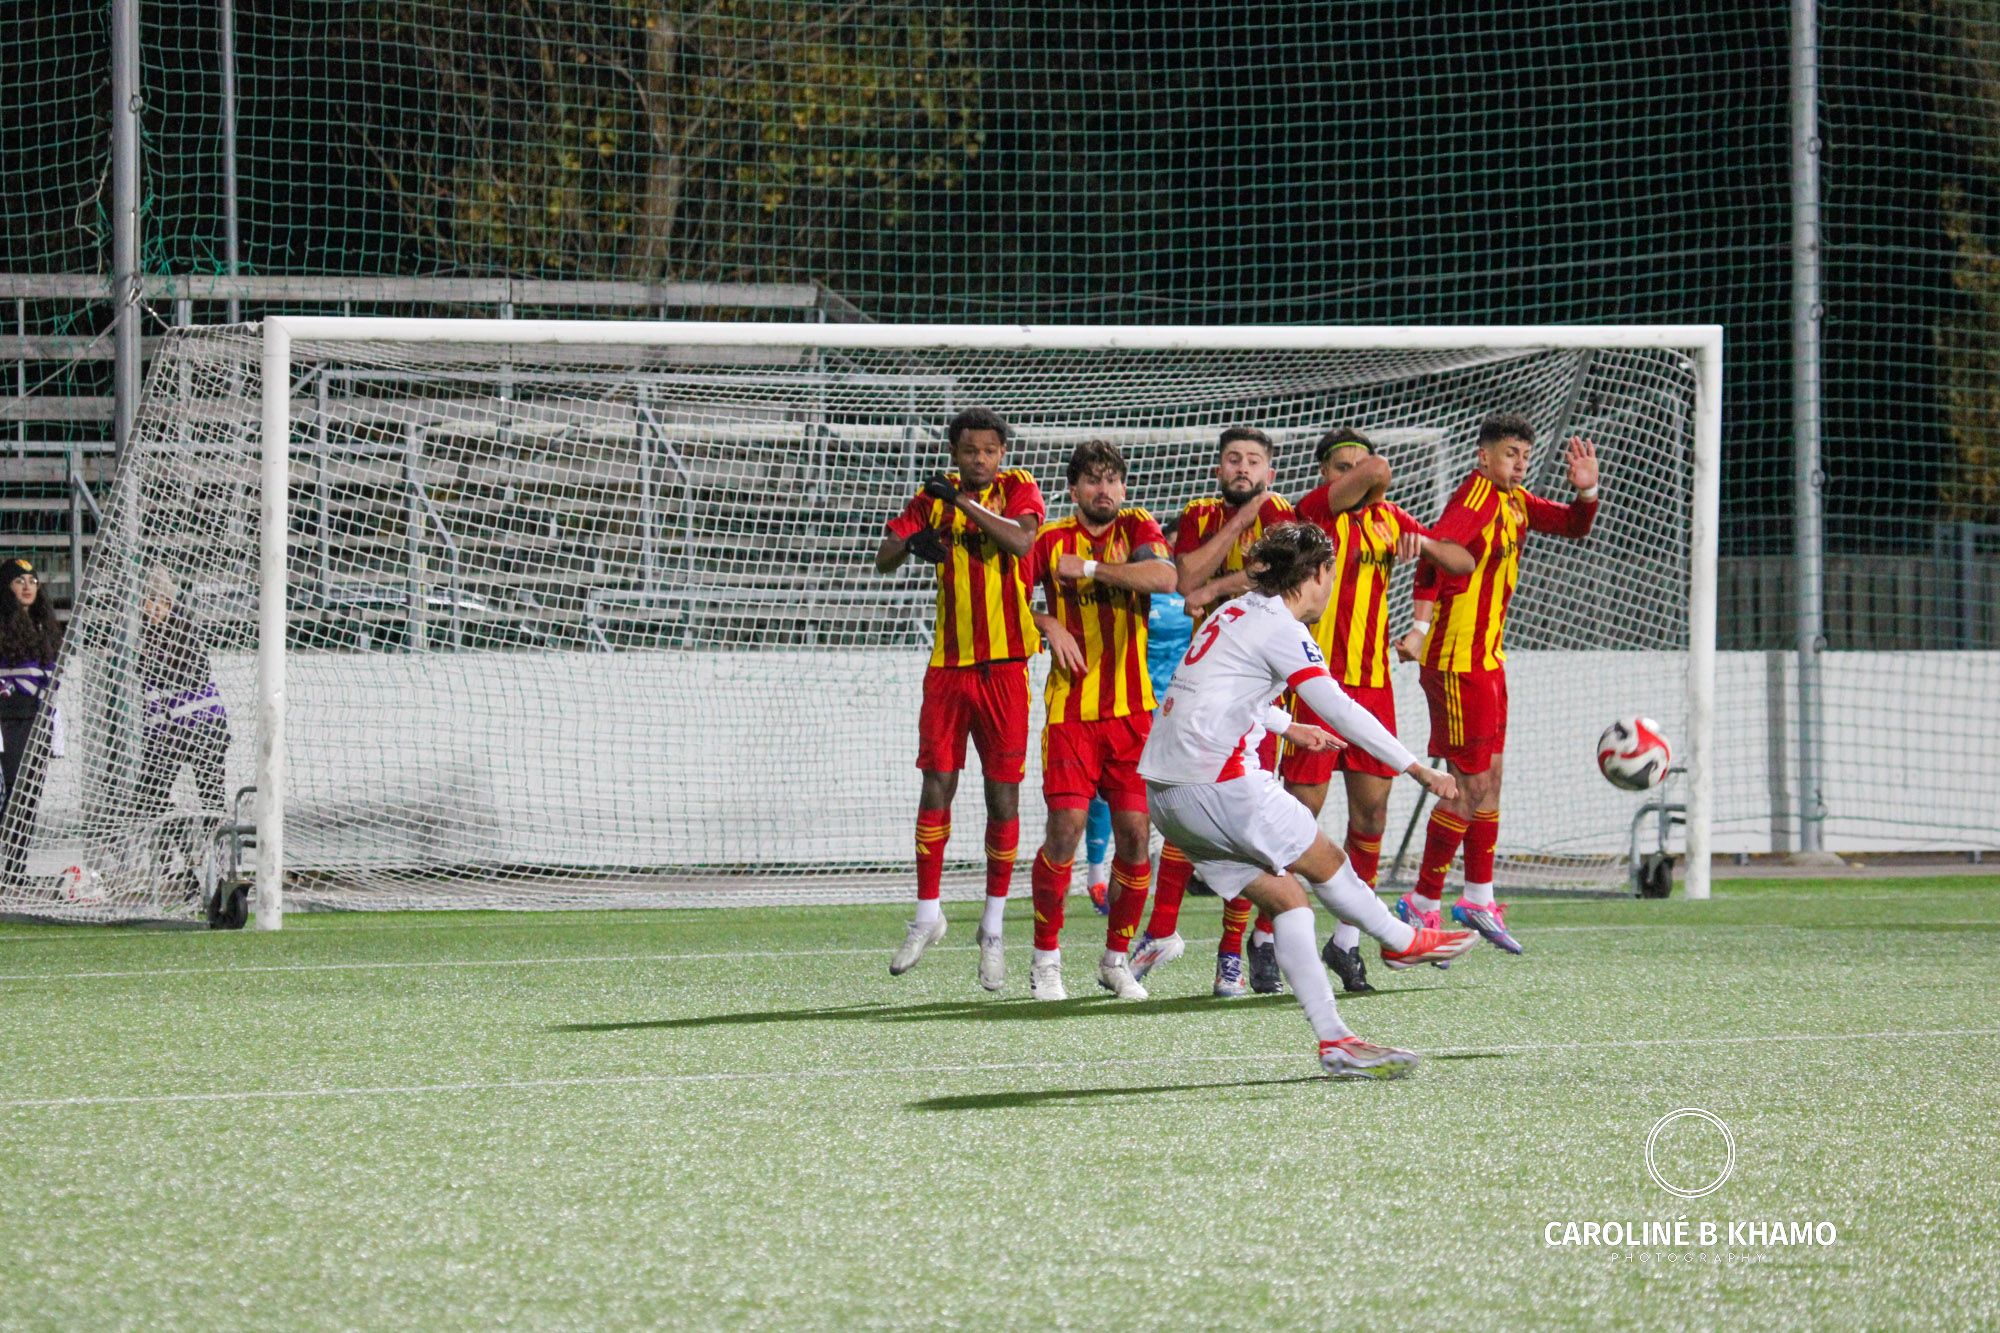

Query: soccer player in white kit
[1139,523,1477,1077]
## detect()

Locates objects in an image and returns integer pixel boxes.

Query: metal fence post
[1791,0,1833,859]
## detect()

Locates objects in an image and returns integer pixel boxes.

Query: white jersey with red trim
[1139,590,1417,786]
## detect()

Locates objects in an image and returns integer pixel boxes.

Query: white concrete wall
[35,649,1998,889]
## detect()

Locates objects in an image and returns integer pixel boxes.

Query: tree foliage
[339,1,982,283]
[1916,0,2000,522]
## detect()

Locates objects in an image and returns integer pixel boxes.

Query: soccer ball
[1597,717,1673,791]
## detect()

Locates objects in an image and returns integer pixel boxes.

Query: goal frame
[254,319,1724,928]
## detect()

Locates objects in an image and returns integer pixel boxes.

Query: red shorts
[916,660,1029,782]
[1279,683,1401,784]
[1420,666,1508,774]
[1041,712,1152,812]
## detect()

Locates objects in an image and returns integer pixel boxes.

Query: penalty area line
[5,1026,1997,1112]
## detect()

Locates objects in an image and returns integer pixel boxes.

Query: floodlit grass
[2,878,1997,1329]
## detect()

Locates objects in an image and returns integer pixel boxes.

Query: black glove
[905,528,951,564]
[922,474,960,505]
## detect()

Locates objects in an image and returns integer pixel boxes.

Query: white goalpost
[2,320,1720,927]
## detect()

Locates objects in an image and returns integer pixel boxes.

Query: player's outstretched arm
[875,532,909,573]
[944,485,1038,559]
[1524,437,1602,539]
[1175,489,1266,593]
[1290,671,1417,774]
[1055,544,1177,593]
[1034,611,1086,676]
[1324,455,1391,512]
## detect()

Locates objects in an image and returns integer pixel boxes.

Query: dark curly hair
[946,406,1011,448]
[1245,522,1336,597]
[1064,438,1126,486]
[1477,411,1535,448]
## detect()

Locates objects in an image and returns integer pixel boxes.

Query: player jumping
[1022,441,1177,1001]
[876,408,1046,988]
[1394,412,1600,955]
[1131,426,1294,998]
[1138,522,1475,1077]
[1278,428,1472,994]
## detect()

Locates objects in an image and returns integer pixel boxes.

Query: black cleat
[1247,938,1284,994]
[1321,937,1377,994]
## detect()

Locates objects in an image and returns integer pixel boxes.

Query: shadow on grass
[553,985,1446,1034]
[908,1074,1328,1111]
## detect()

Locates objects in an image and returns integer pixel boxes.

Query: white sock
[1033,947,1060,966]
[1462,880,1495,908]
[1089,859,1110,886]
[915,897,943,925]
[1273,907,1351,1043]
[1101,948,1127,967]
[1332,921,1361,951]
[1413,889,1442,912]
[1310,861,1415,952]
[1250,928,1274,947]
[979,894,1007,937]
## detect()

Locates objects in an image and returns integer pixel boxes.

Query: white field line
[0,944,980,984]
[4,1026,1997,1112]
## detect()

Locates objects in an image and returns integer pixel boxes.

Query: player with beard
[1130,426,1294,998]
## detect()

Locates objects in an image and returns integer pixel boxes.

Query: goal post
[4,319,1720,926]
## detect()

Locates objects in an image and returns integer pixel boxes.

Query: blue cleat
[1452,899,1523,954]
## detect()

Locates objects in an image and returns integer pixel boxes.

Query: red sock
[1106,858,1150,953]
[1345,827,1383,887]
[1463,809,1499,885]
[915,808,950,901]
[1030,848,1070,951]
[1252,912,1274,937]
[1219,896,1252,955]
[1146,843,1192,937]
[1413,809,1469,900]
[984,818,1019,900]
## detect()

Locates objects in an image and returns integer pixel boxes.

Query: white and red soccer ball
[1597,716,1673,791]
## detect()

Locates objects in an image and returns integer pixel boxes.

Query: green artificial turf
[2,877,1997,1329]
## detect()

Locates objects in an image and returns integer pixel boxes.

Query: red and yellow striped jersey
[1422,470,1598,674]
[887,468,1047,667]
[1294,487,1431,689]
[1025,507,1168,723]
[1173,493,1294,625]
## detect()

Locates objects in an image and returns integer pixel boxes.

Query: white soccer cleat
[1030,952,1068,1001]
[889,916,947,976]
[1128,930,1185,981]
[1318,1035,1420,1080]
[1097,953,1149,1000]
[976,930,1006,992]
[1213,952,1248,999]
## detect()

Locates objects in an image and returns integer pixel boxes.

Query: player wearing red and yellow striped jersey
[1136,426,1296,995]
[1274,429,1472,993]
[876,408,1046,986]
[1398,412,1601,960]
[1019,441,1176,1001]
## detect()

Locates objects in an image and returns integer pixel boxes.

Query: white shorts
[1145,771,1318,901]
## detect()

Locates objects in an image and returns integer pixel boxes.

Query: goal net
[0,321,1718,924]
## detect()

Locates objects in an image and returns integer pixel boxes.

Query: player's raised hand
[1044,621,1086,675]
[923,474,960,506]
[1408,763,1458,802]
[1565,437,1599,493]
[1281,723,1345,753]
[1394,626,1425,662]
[1054,552,1090,581]
[1394,531,1424,564]
[905,528,951,564]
